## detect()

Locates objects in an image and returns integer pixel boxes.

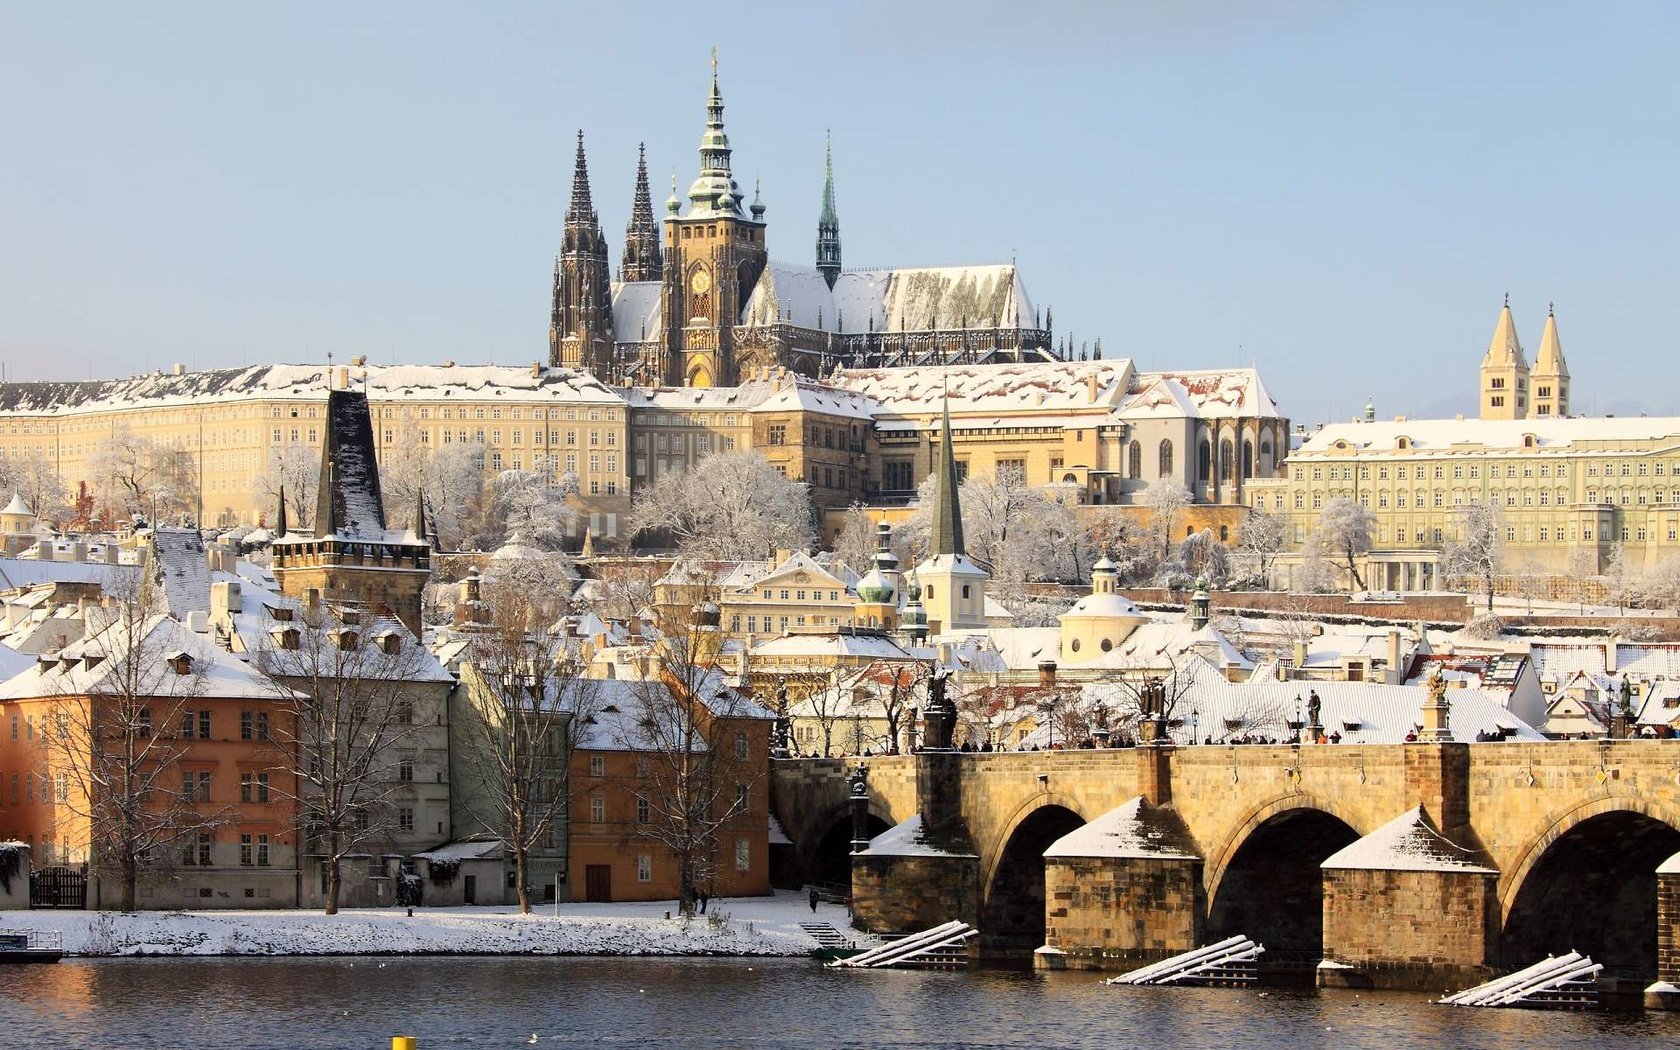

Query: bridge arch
[796,799,893,890]
[1499,796,1680,979]
[977,794,1088,961]
[1204,794,1362,963]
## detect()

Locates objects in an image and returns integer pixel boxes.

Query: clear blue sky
[4,2,1677,420]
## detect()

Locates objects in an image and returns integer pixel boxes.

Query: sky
[4,1,1678,422]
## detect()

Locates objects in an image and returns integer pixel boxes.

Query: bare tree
[0,450,68,525]
[1235,508,1287,587]
[1095,653,1205,738]
[261,599,438,914]
[1441,501,1503,612]
[1143,481,1193,561]
[1316,497,1377,591]
[90,426,198,524]
[615,613,768,916]
[40,571,231,910]
[455,581,601,913]
[862,661,929,756]
[255,444,320,531]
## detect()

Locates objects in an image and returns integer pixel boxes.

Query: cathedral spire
[1532,302,1571,417]
[930,391,965,557]
[816,131,842,289]
[1480,295,1527,368]
[550,131,614,373]
[687,51,744,217]
[621,142,663,283]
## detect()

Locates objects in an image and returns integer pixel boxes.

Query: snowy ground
[0,890,867,958]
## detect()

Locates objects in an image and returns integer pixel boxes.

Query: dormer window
[167,652,193,676]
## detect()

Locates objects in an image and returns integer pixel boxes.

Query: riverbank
[0,889,863,957]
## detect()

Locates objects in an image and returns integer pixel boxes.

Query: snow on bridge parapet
[858,814,977,858]
[1322,806,1495,873]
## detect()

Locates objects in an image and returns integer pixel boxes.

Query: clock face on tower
[689,268,712,294]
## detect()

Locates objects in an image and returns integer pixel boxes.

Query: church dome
[856,568,896,605]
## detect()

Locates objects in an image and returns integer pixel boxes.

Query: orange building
[0,612,301,909]
[567,676,772,903]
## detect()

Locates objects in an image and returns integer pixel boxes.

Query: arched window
[1220,439,1235,482]
[1260,439,1273,473]
[1197,439,1212,482]
[1241,439,1254,479]
[1159,440,1174,478]
[1128,441,1142,479]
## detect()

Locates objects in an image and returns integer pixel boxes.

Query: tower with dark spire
[271,387,432,634]
[550,131,615,375]
[620,143,663,284]
[816,132,841,289]
[913,391,989,634]
[661,52,768,388]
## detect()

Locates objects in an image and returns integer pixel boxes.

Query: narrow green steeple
[816,131,841,289]
[929,392,964,557]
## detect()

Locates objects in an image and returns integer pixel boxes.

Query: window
[1158,440,1174,477]
[589,755,605,778]
[734,732,749,760]
[182,710,211,739]
[589,796,605,823]
[398,807,415,833]
[636,797,650,824]
[735,838,750,873]
[398,760,414,783]
[184,833,213,867]
[183,771,212,802]
[768,424,786,446]
[636,854,652,883]
[240,772,270,803]
[54,772,68,803]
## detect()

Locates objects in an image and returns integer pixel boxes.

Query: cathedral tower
[661,59,768,388]
[550,131,615,374]
[816,133,841,290]
[1478,295,1530,420]
[620,143,663,283]
[1531,303,1570,418]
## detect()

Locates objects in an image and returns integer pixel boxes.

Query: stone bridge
[770,740,1680,999]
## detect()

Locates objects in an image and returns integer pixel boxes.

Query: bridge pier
[1649,853,1680,1009]
[1318,807,1499,990]
[852,750,980,936]
[1038,797,1203,972]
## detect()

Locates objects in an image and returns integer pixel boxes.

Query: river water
[4,956,1678,1049]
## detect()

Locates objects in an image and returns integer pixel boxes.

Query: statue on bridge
[923,666,958,750]
[1307,689,1323,739]
[1419,667,1453,742]
[1138,676,1170,745]
[849,762,872,854]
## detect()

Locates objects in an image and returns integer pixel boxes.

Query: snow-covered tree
[1178,528,1230,587]
[90,427,198,525]
[831,503,878,577]
[382,440,490,551]
[1441,501,1504,612]
[1084,506,1157,583]
[1604,541,1633,613]
[254,444,320,531]
[1636,557,1680,612]
[474,469,580,551]
[1235,508,1287,588]
[1142,481,1193,560]
[628,451,813,559]
[1316,497,1377,591]
[0,450,68,525]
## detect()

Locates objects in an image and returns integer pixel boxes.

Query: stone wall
[1042,856,1203,971]
[851,853,978,934]
[1653,862,1680,1009]
[1321,868,1498,990]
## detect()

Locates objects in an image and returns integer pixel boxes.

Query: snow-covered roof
[1043,797,1198,860]
[1298,416,1680,455]
[611,281,664,342]
[1322,807,1495,873]
[413,840,504,863]
[834,360,1132,423]
[150,528,210,619]
[1081,621,1252,672]
[0,558,134,591]
[0,362,625,416]
[984,627,1063,670]
[1127,369,1282,421]
[750,631,915,662]
[751,379,878,420]
[1060,593,1146,621]
[858,814,976,858]
[1,492,33,517]
[742,263,1038,336]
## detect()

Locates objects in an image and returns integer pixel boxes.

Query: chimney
[1292,638,1309,671]
[937,641,954,666]
[307,588,321,612]
[103,544,120,565]
[1086,373,1099,402]
[1038,660,1057,688]
[68,542,87,563]
[531,361,542,378]
[1606,637,1619,674]
[172,363,185,376]
[336,366,350,390]
[35,539,52,561]
[211,580,243,619]
[1387,629,1402,682]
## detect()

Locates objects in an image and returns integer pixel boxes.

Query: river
[4,956,1678,1049]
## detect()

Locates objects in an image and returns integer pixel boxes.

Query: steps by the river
[828,920,976,970]
[799,922,853,949]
